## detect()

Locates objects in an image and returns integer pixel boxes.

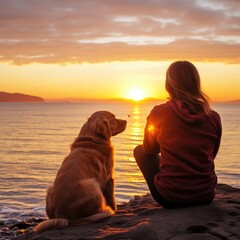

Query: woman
[134,61,222,208]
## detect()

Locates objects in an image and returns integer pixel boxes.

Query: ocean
[0,102,239,223]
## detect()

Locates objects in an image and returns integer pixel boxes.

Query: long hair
[165,61,210,114]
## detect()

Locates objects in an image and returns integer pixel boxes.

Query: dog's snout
[119,119,127,127]
[120,119,127,130]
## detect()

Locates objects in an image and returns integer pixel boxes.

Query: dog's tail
[69,208,113,226]
[34,218,68,233]
[35,208,113,233]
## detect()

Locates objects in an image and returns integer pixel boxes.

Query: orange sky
[0,0,239,101]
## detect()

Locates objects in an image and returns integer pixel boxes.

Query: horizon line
[44,97,240,104]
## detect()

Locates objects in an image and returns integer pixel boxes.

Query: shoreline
[1,183,239,240]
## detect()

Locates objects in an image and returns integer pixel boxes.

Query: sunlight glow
[147,124,155,133]
[127,88,146,101]
[0,61,239,101]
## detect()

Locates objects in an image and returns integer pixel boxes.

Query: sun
[127,88,146,101]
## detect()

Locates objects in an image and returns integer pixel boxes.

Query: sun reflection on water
[114,104,150,202]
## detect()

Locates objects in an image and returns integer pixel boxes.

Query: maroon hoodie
[143,100,222,204]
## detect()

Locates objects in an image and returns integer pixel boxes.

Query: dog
[35,111,127,233]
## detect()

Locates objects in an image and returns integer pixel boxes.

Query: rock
[2,184,240,240]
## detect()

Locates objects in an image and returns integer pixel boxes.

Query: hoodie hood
[168,99,207,125]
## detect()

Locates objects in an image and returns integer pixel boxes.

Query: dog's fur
[35,111,127,233]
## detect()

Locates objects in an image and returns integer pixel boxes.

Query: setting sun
[127,88,146,101]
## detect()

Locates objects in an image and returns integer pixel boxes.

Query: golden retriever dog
[35,111,127,233]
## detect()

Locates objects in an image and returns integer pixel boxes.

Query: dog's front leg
[46,185,55,218]
[103,178,116,211]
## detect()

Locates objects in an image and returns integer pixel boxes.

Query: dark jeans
[133,145,176,208]
[133,145,213,208]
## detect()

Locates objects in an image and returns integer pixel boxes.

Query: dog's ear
[95,119,112,139]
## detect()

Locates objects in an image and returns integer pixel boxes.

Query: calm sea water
[0,102,239,223]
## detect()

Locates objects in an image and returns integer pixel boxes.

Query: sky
[0,0,240,101]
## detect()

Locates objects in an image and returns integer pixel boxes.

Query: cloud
[0,0,239,64]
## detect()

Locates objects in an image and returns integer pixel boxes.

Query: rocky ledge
[1,184,240,240]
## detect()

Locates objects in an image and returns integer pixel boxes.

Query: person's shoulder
[153,101,170,111]
[209,109,221,122]
[152,101,170,112]
[149,101,171,117]
[208,109,222,132]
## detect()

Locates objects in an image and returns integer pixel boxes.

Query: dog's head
[79,111,127,140]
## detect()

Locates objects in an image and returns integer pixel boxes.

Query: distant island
[1,91,239,104]
[227,99,240,104]
[0,91,45,102]
[45,97,164,103]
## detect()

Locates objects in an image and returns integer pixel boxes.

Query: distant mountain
[45,97,165,103]
[0,91,45,102]
[227,99,240,104]
[213,99,240,104]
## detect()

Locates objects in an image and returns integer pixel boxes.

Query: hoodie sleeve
[142,107,160,155]
[212,112,222,158]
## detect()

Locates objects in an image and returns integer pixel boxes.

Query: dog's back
[46,140,113,216]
